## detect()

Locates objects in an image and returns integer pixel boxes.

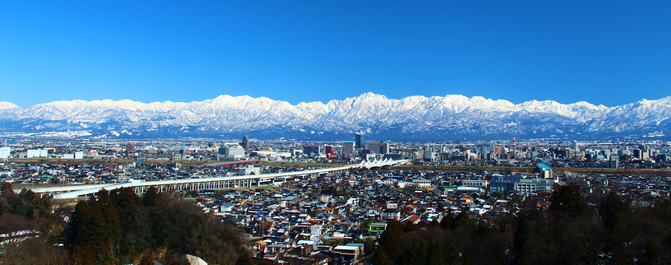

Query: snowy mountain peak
[0,101,19,110]
[1,93,670,140]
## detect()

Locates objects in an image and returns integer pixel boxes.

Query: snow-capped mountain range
[0,92,670,141]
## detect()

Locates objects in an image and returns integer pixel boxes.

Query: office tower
[343,142,355,154]
[380,142,389,154]
[366,141,381,154]
[355,131,365,149]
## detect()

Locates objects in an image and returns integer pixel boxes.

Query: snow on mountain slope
[0,102,19,110]
[592,96,671,132]
[0,93,669,140]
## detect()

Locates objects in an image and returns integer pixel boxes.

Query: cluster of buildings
[192,163,669,264]
[1,135,669,170]
[0,135,670,264]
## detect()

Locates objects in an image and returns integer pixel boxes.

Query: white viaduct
[22,159,409,199]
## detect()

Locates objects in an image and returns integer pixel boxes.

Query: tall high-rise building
[343,142,355,154]
[380,142,389,154]
[366,141,381,154]
[355,131,365,149]
[475,142,495,154]
[241,135,249,150]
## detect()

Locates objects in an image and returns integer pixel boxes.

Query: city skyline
[1,1,670,108]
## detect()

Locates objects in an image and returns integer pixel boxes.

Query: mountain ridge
[1,93,670,141]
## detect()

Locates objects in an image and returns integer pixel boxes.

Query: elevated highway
[25,158,409,199]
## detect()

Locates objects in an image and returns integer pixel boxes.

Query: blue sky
[1,1,670,107]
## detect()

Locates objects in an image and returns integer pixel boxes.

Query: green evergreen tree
[15,189,41,219]
[143,186,160,206]
[549,184,586,217]
[512,215,530,265]
[408,242,427,265]
[235,251,254,265]
[110,187,142,227]
[364,237,375,255]
[643,239,660,265]
[429,219,440,228]
[427,239,445,265]
[69,200,95,247]
[0,182,18,217]
[404,222,421,233]
[600,192,630,263]
[74,245,97,265]
[372,248,389,265]
[440,212,454,230]
[600,192,629,231]
[453,211,474,231]
[378,220,405,264]
[101,201,122,245]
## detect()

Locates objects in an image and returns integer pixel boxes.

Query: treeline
[0,182,68,264]
[373,184,671,265]
[68,186,251,264]
[0,183,252,265]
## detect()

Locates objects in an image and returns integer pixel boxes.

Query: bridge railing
[38,159,410,199]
